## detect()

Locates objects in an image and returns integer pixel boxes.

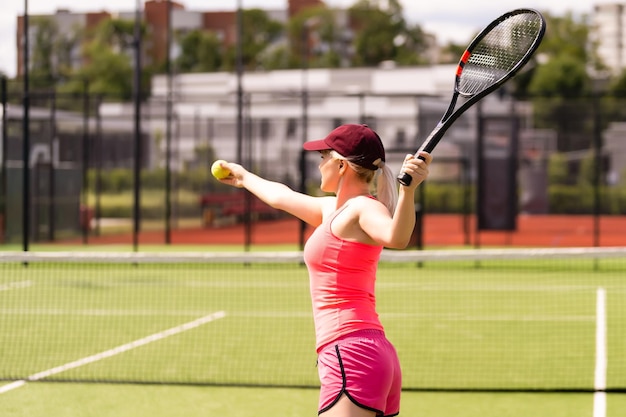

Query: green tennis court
[1,249,626,416]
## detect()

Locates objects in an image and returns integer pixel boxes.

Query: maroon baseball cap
[303,124,385,170]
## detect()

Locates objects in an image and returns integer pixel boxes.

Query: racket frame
[397,8,546,186]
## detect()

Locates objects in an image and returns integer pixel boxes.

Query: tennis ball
[211,160,231,179]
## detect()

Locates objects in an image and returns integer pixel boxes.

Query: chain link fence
[2,76,626,246]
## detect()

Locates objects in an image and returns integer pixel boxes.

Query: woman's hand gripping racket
[397,8,546,186]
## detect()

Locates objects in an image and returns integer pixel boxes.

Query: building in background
[591,2,626,74]
[16,8,110,77]
[14,0,313,77]
[141,65,550,188]
[17,1,626,78]
[15,0,432,78]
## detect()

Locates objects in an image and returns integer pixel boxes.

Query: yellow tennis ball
[211,160,231,179]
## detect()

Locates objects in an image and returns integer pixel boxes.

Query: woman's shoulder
[354,194,383,207]
[352,195,389,218]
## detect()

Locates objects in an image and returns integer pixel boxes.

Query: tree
[438,42,466,65]
[58,18,147,101]
[513,11,595,98]
[348,0,428,67]
[529,54,592,152]
[73,43,134,100]
[286,5,343,69]
[538,11,590,63]
[528,55,591,98]
[522,12,598,153]
[548,153,569,185]
[29,17,58,89]
[577,151,597,187]
[26,17,80,90]
[93,18,138,52]
[176,30,223,72]
[607,69,626,97]
[222,9,283,71]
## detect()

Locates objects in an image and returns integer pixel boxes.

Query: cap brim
[303,139,331,151]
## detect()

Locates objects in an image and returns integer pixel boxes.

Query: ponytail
[330,151,399,215]
[375,163,398,215]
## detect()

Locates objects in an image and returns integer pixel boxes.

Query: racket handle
[397,172,412,186]
[396,153,428,186]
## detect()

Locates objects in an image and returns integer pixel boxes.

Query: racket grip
[397,152,429,186]
[397,172,412,186]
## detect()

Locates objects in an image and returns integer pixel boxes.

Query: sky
[1,0,600,77]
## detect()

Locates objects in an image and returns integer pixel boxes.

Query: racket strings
[459,12,543,95]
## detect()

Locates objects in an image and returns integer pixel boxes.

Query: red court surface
[76,214,626,248]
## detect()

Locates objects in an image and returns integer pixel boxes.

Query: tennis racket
[397,8,546,186]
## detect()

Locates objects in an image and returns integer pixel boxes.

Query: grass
[1,255,626,416]
[87,190,201,216]
[4,384,624,417]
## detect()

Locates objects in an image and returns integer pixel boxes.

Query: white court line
[0,381,26,394]
[0,308,225,317]
[0,309,596,322]
[0,281,33,292]
[594,288,607,417]
[0,310,226,395]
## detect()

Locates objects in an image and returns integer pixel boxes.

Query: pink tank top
[303,203,384,352]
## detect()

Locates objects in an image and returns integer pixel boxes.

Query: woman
[217,124,432,417]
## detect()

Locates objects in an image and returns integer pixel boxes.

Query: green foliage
[55,167,626,220]
[348,0,427,66]
[26,16,80,90]
[537,11,590,62]
[515,11,593,98]
[93,18,138,50]
[176,30,223,73]
[13,4,603,99]
[287,6,342,69]
[423,183,472,214]
[29,17,59,89]
[577,151,597,187]
[547,153,569,185]
[260,44,292,70]
[78,45,134,99]
[89,189,202,219]
[221,9,284,71]
[528,56,593,150]
[548,184,588,214]
[89,168,133,193]
[528,55,591,98]
[86,168,214,194]
[55,18,149,101]
[86,168,221,219]
[421,180,626,215]
[439,42,466,65]
[548,184,626,214]
[607,69,626,97]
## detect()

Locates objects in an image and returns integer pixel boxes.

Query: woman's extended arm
[217,161,327,227]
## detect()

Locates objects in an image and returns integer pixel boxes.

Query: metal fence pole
[82,79,90,244]
[165,0,173,245]
[1,77,6,243]
[22,0,30,253]
[132,0,143,251]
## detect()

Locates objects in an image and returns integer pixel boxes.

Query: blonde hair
[330,151,398,214]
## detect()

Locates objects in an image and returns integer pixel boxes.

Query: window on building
[260,118,270,141]
[286,118,297,140]
[362,116,376,130]
[395,128,406,148]
[332,118,344,128]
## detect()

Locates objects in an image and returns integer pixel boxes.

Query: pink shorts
[317,329,402,416]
